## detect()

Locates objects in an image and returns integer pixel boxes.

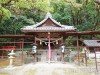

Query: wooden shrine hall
[21,12,76,62]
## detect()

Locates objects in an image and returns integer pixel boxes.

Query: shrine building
[0,12,100,64]
[21,12,76,62]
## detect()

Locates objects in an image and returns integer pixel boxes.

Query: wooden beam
[66,31,100,35]
[0,35,33,38]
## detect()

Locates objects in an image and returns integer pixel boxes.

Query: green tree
[0,0,99,36]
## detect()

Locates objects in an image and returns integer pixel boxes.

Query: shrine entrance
[36,49,61,62]
[35,39,62,62]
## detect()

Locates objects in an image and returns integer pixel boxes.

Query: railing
[1,46,16,58]
[1,46,16,50]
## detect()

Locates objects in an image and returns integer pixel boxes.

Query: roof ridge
[33,12,63,28]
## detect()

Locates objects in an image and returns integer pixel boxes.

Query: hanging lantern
[40,40,42,45]
[56,40,58,44]
[45,42,47,45]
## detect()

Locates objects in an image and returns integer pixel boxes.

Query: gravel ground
[0,62,99,75]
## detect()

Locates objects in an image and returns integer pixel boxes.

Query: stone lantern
[8,50,15,67]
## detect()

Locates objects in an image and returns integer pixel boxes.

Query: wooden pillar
[2,50,4,58]
[21,39,24,64]
[95,48,98,71]
[77,35,80,66]
[35,36,36,44]
[48,32,51,63]
[62,53,64,63]
[32,54,36,63]
[14,39,15,46]
[85,49,87,66]
[59,35,66,62]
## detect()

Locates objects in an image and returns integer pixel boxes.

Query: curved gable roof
[21,12,76,32]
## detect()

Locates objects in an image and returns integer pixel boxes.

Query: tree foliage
[0,0,99,37]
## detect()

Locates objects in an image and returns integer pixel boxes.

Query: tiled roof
[21,12,76,32]
[83,40,100,47]
[22,26,75,32]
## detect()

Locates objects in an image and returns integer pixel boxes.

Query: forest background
[0,0,100,39]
